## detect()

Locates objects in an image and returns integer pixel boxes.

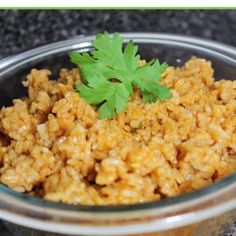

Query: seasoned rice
[0,57,235,205]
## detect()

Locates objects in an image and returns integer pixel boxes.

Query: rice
[0,57,235,205]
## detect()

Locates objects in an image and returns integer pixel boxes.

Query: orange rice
[0,57,235,205]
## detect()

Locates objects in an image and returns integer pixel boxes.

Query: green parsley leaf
[77,76,129,118]
[69,32,172,119]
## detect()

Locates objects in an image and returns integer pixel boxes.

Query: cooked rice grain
[0,57,235,205]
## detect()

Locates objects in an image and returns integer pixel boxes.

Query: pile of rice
[0,57,235,205]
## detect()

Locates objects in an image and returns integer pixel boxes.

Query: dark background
[0,10,236,236]
[1,10,236,59]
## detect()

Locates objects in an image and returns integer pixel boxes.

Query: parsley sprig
[69,32,172,118]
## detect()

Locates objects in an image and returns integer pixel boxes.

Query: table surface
[1,10,236,59]
[1,9,236,236]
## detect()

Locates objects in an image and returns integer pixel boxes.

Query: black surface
[1,10,236,59]
[0,10,236,236]
[0,222,13,236]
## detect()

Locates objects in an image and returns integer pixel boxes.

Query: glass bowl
[0,33,236,236]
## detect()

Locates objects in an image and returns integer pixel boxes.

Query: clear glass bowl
[0,33,236,236]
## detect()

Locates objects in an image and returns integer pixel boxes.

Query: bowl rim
[0,32,236,235]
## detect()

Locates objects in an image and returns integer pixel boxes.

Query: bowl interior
[1,37,236,108]
[0,34,236,212]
